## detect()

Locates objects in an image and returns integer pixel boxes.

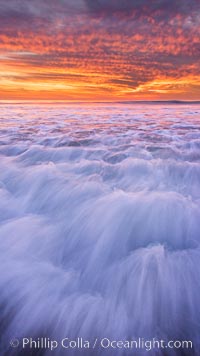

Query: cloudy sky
[0,0,199,100]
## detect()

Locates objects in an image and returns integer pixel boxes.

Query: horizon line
[0,100,200,105]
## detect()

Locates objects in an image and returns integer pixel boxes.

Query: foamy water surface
[0,103,200,355]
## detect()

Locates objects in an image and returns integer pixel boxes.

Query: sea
[0,102,200,355]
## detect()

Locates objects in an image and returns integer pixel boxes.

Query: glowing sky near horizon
[0,0,199,101]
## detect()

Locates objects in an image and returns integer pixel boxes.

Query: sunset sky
[0,0,199,101]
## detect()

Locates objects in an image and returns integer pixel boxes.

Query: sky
[0,0,199,101]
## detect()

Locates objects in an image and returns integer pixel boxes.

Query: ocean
[0,103,200,355]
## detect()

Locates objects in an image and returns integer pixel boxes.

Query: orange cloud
[0,1,199,101]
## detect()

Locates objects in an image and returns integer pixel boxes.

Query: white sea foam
[0,103,200,355]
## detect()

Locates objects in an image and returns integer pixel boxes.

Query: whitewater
[0,103,200,355]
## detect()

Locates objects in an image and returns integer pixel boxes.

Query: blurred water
[0,103,200,355]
